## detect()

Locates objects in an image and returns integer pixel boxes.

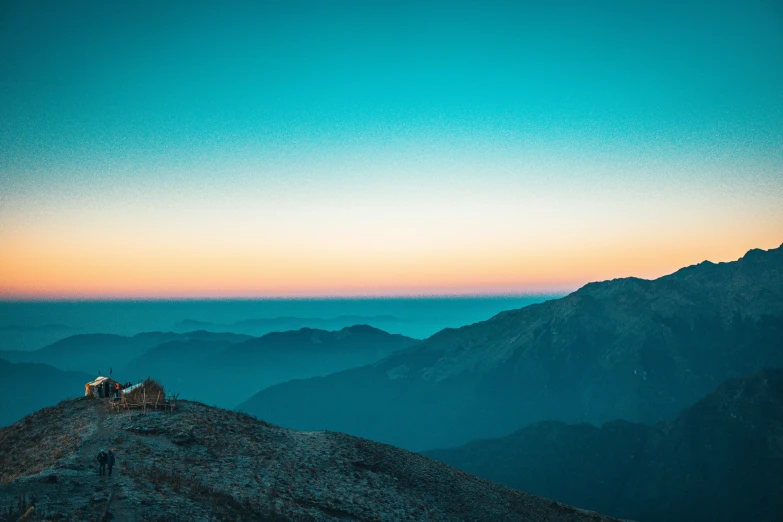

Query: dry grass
[123,378,165,405]
[0,398,97,484]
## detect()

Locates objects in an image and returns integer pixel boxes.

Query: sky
[1,0,781,299]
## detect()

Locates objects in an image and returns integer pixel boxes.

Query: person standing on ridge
[97,450,107,477]
[107,450,116,476]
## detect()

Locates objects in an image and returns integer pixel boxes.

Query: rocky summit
[0,398,617,522]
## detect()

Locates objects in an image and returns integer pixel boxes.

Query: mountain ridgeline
[424,368,783,522]
[126,325,419,407]
[240,244,783,450]
[0,325,419,425]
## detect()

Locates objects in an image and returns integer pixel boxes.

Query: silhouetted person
[107,450,115,476]
[97,450,107,476]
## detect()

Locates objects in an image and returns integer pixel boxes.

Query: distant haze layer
[0,296,551,348]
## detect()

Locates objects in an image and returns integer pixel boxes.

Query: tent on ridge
[84,376,120,399]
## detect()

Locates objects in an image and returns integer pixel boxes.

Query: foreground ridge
[0,398,618,521]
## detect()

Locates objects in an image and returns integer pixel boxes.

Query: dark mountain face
[0,398,619,522]
[616,367,783,522]
[240,244,783,450]
[425,419,650,515]
[424,368,783,522]
[0,359,91,427]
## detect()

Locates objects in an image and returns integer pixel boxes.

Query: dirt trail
[96,408,162,520]
[64,403,140,520]
[79,406,117,518]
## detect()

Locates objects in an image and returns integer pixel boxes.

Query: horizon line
[0,290,570,303]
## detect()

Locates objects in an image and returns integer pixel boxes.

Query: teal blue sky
[1,0,782,298]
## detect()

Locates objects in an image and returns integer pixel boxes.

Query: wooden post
[17,505,35,522]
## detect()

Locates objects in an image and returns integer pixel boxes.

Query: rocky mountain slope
[240,244,783,450]
[0,359,91,427]
[0,398,617,522]
[425,368,783,522]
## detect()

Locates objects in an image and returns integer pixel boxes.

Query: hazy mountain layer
[240,244,783,450]
[125,325,419,407]
[0,359,91,427]
[0,398,618,522]
[1,326,418,410]
[0,331,250,375]
[0,324,73,352]
[172,314,404,337]
[425,368,783,522]
[0,296,550,346]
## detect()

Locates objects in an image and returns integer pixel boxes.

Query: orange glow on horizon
[2,231,780,300]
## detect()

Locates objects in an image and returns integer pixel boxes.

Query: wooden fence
[107,387,177,414]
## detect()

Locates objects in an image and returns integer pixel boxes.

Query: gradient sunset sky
[1,0,781,299]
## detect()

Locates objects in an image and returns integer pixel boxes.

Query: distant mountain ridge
[0,359,91,427]
[172,314,405,336]
[223,324,416,360]
[2,325,419,410]
[424,368,783,522]
[0,323,74,352]
[240,243,783,450]
[125,324,419,407]
[0,331,249,374]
